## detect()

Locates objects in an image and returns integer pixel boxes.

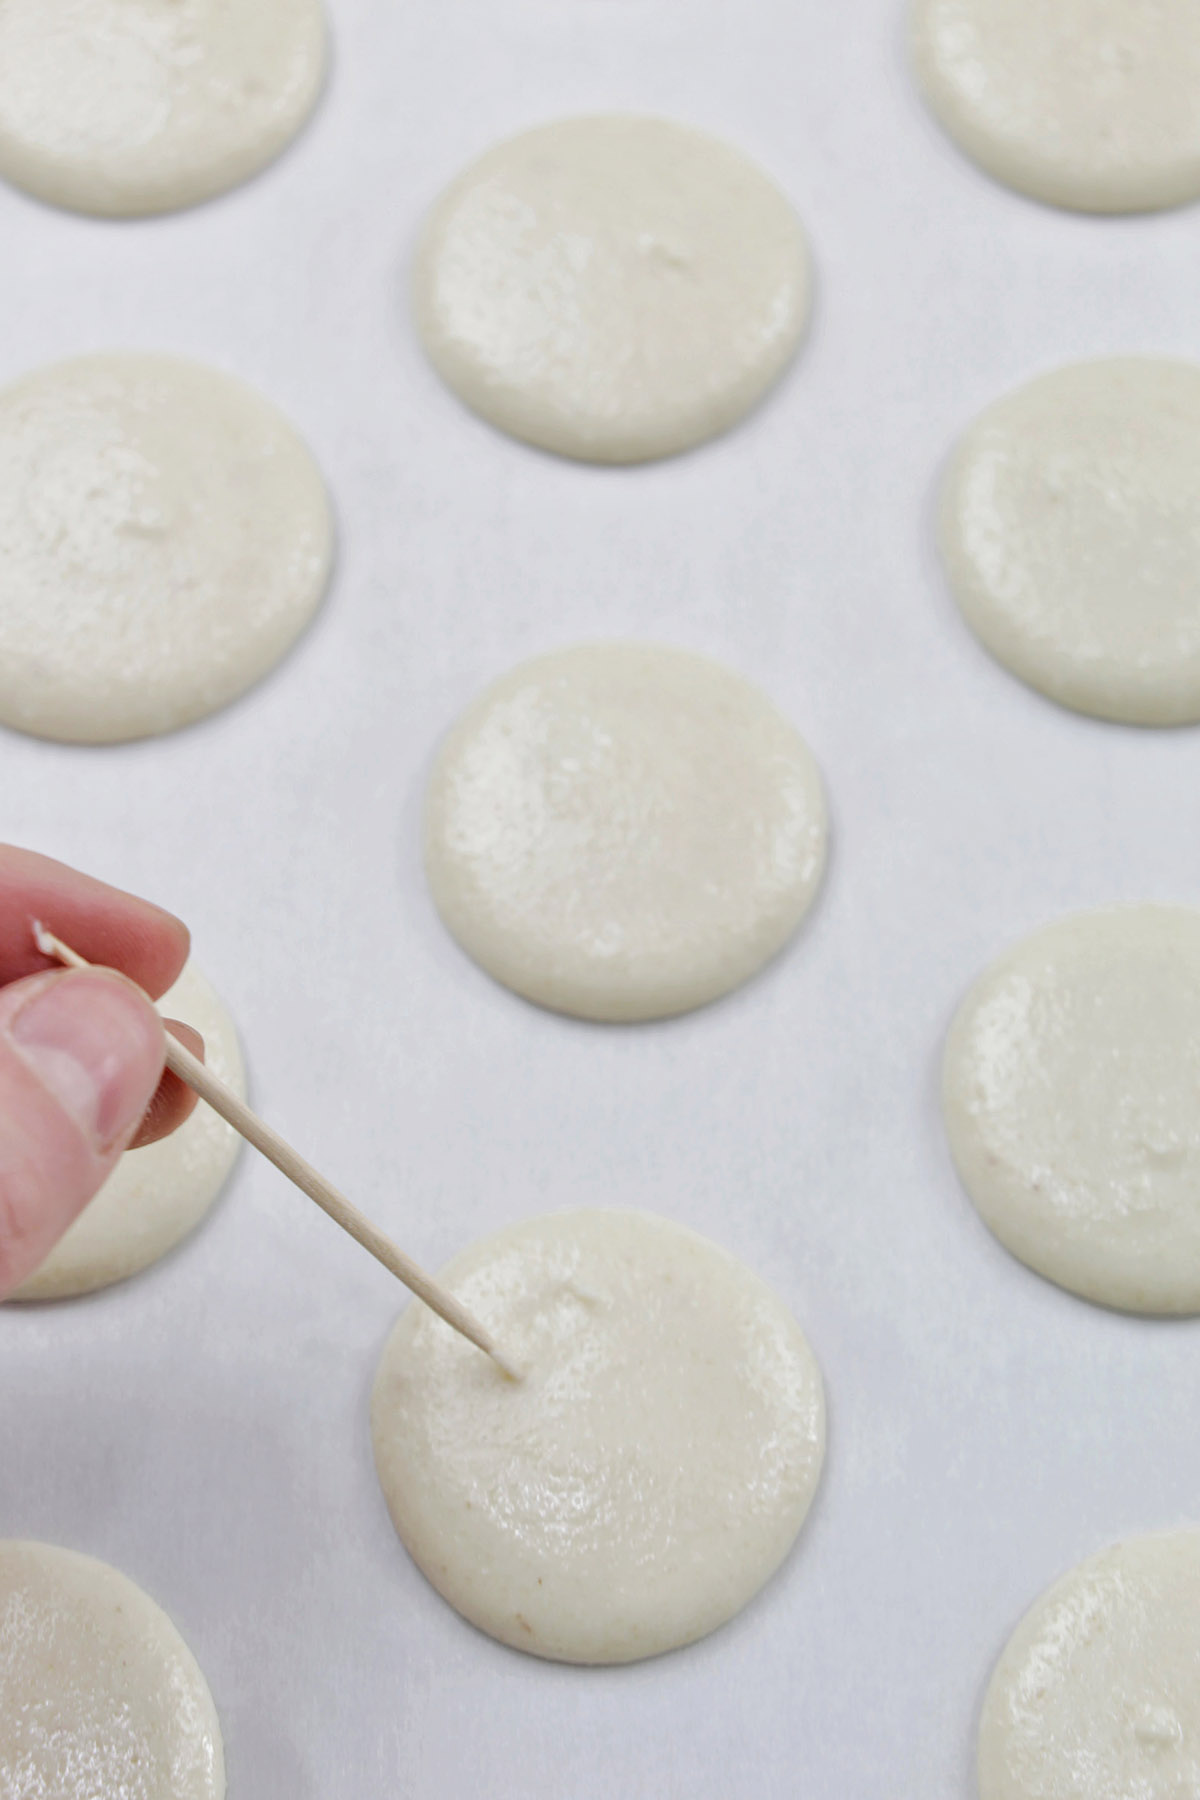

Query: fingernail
[8,971,162,1150]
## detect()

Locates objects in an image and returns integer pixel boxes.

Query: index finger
[0,845,190,1000]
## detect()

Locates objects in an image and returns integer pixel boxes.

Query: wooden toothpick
[35,925,521,1381]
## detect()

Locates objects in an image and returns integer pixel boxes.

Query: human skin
[0,845,202,1297]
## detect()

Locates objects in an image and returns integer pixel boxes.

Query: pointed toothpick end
[490,1345,526,1383]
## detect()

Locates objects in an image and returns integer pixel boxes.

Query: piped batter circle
[423,643,828,1021]
[912,0,1200,213]
[0,0,326,217]
[0,353,333,743]
[413,114,812,462]
[0,1539,225,1800]
[938,358,1200,726]
[371,1209,826,1664]
[943,905,1200,1313]
[979,1529,1200,1800]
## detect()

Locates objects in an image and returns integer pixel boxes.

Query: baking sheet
[3,2,1200,1794]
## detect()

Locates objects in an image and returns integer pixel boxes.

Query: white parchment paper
[2,2,1200,1794]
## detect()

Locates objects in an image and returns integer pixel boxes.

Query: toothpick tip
[491,1347,526,1383]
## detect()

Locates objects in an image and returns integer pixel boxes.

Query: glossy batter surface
[11,961,244,1300]
[939,359,1200,725]
[943,906,1200,1313]
[371,1210,826,1664]
[414,115,811,462]
[424,644,827,1021]
[0,0,326,217]
[911,0,1200,212]
[0,354,333,742]
[0,1540,224,1800]
[979,1529,1200,1800]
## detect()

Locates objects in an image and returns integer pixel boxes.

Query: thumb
[0,968,166,1299]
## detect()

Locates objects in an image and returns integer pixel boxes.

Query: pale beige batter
[979,1529,1200,1800]
[414,114,812,462]
[943,906,1200,1313]
[912,0,1200,213]
[0,1540,225,1800]
[0,354,333,743]
[939,358,1200,725]
[0,0,327,216]
[424,643,828,1021]
[371,1209,826,1664]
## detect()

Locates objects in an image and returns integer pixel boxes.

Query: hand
[0,846,202,1299]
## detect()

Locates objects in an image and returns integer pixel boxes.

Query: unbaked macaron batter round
[11,961,244,1301]
[943,905,1200,1313]
[424,643,827,1021]
[0,0,326,217]
[0,353,333,743]
[911,0,1200,213]
[939,358,1200,725]
[0,1539,225,1800]
[371,1209,826,1664]
[979,1528,1200,1800]
[413,114,811,462]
